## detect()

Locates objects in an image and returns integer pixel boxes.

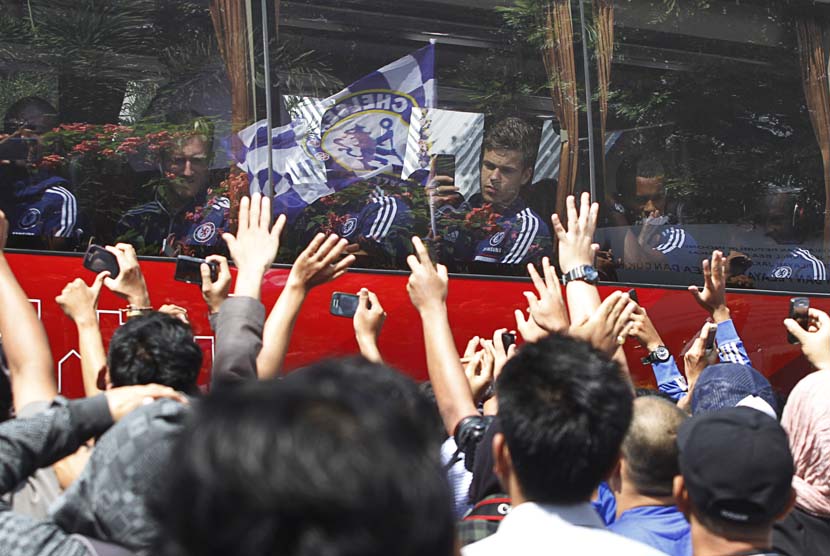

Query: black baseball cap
[677,407,793,525]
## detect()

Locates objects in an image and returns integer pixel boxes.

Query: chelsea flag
[236,43,436,220]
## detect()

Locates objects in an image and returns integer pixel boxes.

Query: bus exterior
[1,0,828,398]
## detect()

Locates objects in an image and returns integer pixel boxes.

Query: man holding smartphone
[431,117,551,266]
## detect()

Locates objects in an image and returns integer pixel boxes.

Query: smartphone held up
[788,297,810,345]
[82,245,119,278]
[174,256,219,286]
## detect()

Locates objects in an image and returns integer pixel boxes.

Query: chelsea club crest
[18,208,42,230]
[771,265,793,279]
[320,90,414,175]
[193,221,217,244]
[490,231,506,247]
[341,217,358,237]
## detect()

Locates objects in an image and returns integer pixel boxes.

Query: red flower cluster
[38,154,65,170]
[464,203,501,235]
[71,140,100,154]
[115,136,143,155]
[320,212,349,236]
[58,123,94,133]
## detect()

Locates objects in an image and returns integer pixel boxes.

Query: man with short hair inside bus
[433,117,550,266]
[753,183,826,283]
[0,96,81,250]
[116,114,230,256]
[605,156,700,270]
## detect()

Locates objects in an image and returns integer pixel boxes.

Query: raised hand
[224,194,286,299]
[464,345,494,405]
[286,233,355,292]
[200,255,232,314]
[514,308,549,343]
[569,291,637,356]
[354,288,386,364]
[785,307,830,371]
[488,328,517,381]
[56,272,108,326]
[629,306,664,352]
[683,322,719,389]
[688,250,730,322]
[524,256,569,333]
[551,192,599,275]
[406,236,448,314]
[103,243,151,307]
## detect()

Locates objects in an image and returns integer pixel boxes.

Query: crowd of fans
[0,191,827,556]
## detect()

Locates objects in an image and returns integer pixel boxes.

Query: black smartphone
[501,332,516,350]
[627,288,639,304]
[788,297,810,344]
[0,137,35,160]
[432,154,456,181]
[174,255,218,286]
[704,324,717,352]
[330,292,361,318]
[82,244,119,278]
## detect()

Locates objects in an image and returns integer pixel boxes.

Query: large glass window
[0,0,266,256]
[3,0,830,293]
[592,2,830,293]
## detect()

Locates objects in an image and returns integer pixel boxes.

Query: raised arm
[407,236,477,437]
[55,273,109,397]
[630,307,688,401]
[687,249,750,364]
[552,193,602,325]
[103,243,152,312]
[0,384,183,556]
[256,233,354,379]
[677,323,719,412]
[784,307,830,372]
[0,211,57,412]
[212,195,285,385]
[353,289,386,364]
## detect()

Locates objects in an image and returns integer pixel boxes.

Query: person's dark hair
[483,116,537,170]
[496,335,633,504]
[107,312,202,394]
[3,96,58,134]
[636,157,665,180]
[616,155,665,198]
[622,396,687,497]
[288,357,447,451]
[152,359,454,556]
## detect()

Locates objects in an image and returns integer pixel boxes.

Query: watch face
[655,346,670,360]
[584,266,599,282]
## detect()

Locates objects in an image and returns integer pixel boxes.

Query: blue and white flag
[236,43,436,220]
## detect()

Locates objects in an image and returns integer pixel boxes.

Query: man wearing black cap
[674,407,796,556]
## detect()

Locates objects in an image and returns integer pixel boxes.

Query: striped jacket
[440,195,551,266]
[5,176,79,240]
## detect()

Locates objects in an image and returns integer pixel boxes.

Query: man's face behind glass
[164,135,210,200]
[480,148,531,209]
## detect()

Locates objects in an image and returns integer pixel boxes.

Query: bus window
[0,1,261,257]
[593,2,830,293]
[265,1,576,276]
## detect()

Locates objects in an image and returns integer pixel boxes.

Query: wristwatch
[561,264,599,286]
[641,345,671,365]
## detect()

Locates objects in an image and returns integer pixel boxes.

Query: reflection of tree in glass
[0,0,157,123]
[608,53,823,228]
